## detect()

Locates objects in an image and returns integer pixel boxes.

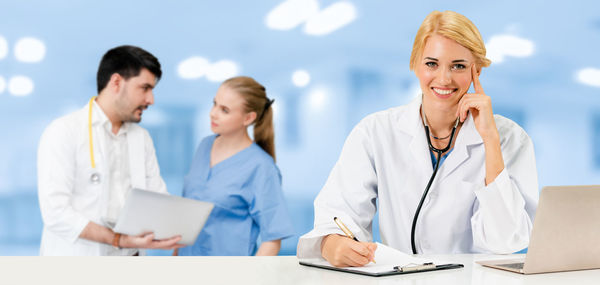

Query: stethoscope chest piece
[90,172,101,185]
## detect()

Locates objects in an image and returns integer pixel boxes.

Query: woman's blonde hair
[222,76,276,161]
[409,10,491,71]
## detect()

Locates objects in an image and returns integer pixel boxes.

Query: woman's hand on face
[456,65,499,142]
[321,234,377,267]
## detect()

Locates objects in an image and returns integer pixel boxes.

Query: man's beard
[125,105,147,123]
[116,89,147,123]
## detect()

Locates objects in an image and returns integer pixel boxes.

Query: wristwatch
[112,233,121,249]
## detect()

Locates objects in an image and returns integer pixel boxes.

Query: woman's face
[209,85,254,135]
[415,34,476,111]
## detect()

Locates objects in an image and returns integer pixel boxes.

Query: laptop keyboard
[498,262,524,270]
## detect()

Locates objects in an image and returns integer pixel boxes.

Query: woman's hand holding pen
[321,234,377,267]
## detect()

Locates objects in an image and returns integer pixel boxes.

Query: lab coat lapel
[399,97,434,175]
[89,101,111,218]
[408,121,434,176]
[438,114,483,181]
[127,126,146,190]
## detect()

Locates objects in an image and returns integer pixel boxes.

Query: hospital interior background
[1,0,599,255]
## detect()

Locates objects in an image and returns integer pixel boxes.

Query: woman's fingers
[457,94,474,122]
[456,64,486,122]
[322,235,377,267]
[457,65,498,140]
[349,241,372,256]
[345,242,375,266]
[344,251,370,266]
[367,243,377,261]
[457,93,491,122]
[471,64,484,94]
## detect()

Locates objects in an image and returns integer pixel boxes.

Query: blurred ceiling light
[292,69,311,87]
[486,35,534,63]
[308,88,327,109]
[0,76,5,93]
[14,37,46,63]
[0,36,7,60]
[303,1,357,36]
[206,60,240,82]
[576,68,600,87]
[8,75,34,96]
[178,56,210,79]
[265,0,319,30]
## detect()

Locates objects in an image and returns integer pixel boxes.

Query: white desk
[1,254,598,284]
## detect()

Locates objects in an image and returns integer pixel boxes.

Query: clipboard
[298,243,464,277]
[299,261,463,277]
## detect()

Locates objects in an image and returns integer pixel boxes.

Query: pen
[333,217,376,263]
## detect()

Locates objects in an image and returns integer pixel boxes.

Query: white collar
[90,99,129,135]
[395,95,483,147]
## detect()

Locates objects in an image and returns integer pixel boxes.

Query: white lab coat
[37,100,167,256]
[297,97,539,258]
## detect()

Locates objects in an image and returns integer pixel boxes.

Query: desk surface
[1,254,598,284]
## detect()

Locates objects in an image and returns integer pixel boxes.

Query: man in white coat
[37,45,183,255]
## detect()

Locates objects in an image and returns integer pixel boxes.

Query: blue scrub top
[179,135,295,256]
[430,149,453,168]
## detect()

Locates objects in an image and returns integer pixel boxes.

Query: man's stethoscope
[410,108,460,254]
[88,96,101,185]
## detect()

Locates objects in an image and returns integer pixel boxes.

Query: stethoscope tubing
[88,96,101,184]
[410,114,459,254]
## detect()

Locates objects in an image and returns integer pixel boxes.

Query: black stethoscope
[410,108,460,254]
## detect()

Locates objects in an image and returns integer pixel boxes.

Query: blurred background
[0,0,599,255]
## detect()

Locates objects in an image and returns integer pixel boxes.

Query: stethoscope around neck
[410,107,460,254]
[88,96,101,185]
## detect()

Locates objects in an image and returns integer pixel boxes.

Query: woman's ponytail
[222,76,276,161]
[253,99,275,161]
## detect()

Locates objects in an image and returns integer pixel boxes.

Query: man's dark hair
[96,45,162,93]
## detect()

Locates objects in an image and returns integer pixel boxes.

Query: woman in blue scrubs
[176,76,294,256]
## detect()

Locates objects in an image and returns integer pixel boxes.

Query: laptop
[113,188,214,245]
[477,185,600,274]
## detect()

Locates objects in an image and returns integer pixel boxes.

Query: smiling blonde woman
[297,10,539,267]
